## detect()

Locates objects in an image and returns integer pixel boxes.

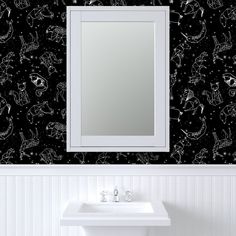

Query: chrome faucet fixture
[100,191,108,202]
[113,187,119,202]
[125,191,133,202]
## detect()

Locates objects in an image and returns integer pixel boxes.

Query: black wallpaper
[0,0,235,164]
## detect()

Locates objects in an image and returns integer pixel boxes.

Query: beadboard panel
[0,172,235,236]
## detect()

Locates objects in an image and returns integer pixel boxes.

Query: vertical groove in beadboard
[1,172,236,236]
[60,176,69,236]
[223,176,230,236]
[0,177,6,236]
[230,176,236,236]
[6,176,16,236]
[16,176,25,236]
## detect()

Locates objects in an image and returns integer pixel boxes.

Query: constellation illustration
[0,0,235,164]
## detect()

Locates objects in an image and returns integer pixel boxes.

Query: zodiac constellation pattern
[0,0,235,164]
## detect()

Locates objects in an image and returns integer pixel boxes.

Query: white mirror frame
[67,6,169,152]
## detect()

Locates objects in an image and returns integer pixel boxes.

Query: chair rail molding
[0,165,235,176]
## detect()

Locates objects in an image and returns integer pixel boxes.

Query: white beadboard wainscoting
[0,165,236,236]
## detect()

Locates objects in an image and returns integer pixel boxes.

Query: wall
[0,0,236,164]
[0,166,235,236]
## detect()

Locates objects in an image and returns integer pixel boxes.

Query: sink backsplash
[0,0,235,164]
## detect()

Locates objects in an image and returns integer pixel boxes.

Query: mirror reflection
[81,22,154,136]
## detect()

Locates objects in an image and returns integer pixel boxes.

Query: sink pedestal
[83,227,148,236]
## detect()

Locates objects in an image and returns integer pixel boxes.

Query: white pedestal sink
[61,201,170,236]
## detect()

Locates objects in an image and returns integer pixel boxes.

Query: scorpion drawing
[0,52,14,85]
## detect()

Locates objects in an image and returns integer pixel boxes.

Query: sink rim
[61,200,171,227]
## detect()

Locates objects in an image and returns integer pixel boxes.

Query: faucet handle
[125,190,133,202]
[100,191,108,202]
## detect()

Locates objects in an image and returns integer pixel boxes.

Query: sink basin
[61,201,170,227]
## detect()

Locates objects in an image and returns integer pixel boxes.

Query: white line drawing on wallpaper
[46,122,66,142]
[212,128,232,159]
[0,51,14,85]
[182,116,207,140]
[170,10,183,25]
[192,148,208,164]
[61,108,66,119]
[96,152,110,164]
[26,5,54,28]
[212,31,232,63]
[170,69,177,99]
[180,0,204,18]
[223,73,236,87]
[110,0,127,6]
[53,0,66,5]
[180,88,204,115]
[27,101,54,124]
[229,89,236,97]
[9,82,30,106]
[14,0,30,10]
[0,148,14,164]
[39,51,62,75]
[189,51,208,85]
[61,12,66,22]
[170,107,183,122]
[171,42,191,68]
[0,94,11,115]
[220,7,236,28]
[29,73,48,97]
[116,152,127,160]
[46,25,66,46]
[0,19,14,44]
[0,0,10,19]
[137,153,159,164]
[19,32,39,63]
[233,55,236,64]
[84,0,104,6]
[220,103,236,124]
[233,151,236,162]
[202,82,223,106]
[55,82,66,102]
[171,138,191,164]
[19,128,39,159]
[207,0,223,10]
[181,20,207,43]
[74,152,87,164]
[39,148,63,164]
[0,116,13,140]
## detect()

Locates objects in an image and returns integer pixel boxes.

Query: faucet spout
[113,187,119,202]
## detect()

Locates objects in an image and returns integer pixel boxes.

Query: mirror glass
[81,22,154,136]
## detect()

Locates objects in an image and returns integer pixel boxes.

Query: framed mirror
[67,7,169,152]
